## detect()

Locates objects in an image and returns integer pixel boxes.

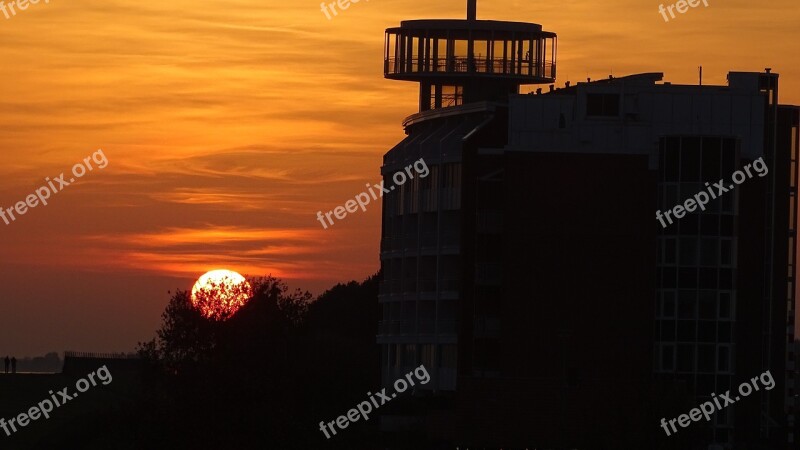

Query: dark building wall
[455,151,657,449]
[734,105,798,448]
[735,153,776,445]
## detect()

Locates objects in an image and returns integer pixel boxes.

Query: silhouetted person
[3,356,8,374]
[11,357,16,374]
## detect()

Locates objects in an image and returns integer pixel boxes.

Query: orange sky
[0,0,798,355]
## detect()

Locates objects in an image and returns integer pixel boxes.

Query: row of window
[382,210,462,251]
[658,237,736,266]
[657,267,735,289]
[657,290,735,320]
[381,299,458,324]
[659,136,739,183]
[383,163,461,217]
[659,213,736,238]
[381,255,461,293]
[656,320,734,344]
[655,343,733,374]
[659,182,736,215]
[653,373,737,428]
[385,33,555,79]
[382,343,457,370]
[586,93,620,117]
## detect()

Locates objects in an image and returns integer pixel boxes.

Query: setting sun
[190,269,253,321]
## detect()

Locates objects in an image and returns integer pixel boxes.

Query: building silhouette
[377,1,799,449]
[0,351,142,449]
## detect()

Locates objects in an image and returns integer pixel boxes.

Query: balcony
[385,19,557,85]
[387,56,555,81]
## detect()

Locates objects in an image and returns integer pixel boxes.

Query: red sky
[0,0,798,356]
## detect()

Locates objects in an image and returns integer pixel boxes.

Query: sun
[190,269,253,321]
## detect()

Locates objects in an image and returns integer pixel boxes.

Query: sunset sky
[0,0,798,356]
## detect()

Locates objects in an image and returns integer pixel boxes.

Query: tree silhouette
[190,273,253,321]
[129,274,381,450]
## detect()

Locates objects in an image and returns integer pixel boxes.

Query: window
[699,291,716,319]
[680,238,698,266]
[718,322,732,342]
[660,320,676,340]
[720,239,734,266]
[665,184,679,209]
[441,85,463,108]
[661,291,676,318]
[680,214,699,234]
[700,238,718,266]
[699,268,718,289]
[718,292,732,319]
[719,268,734,289]
[697,345,715,372]
[679,268,698,288]
[664,238,677,264]
[700,215,719,235]
[677,344,695,372]
[393,344,402,367]
[698,320,716,342]
[382,303,390,321]
[700,137,721,182]
[404,344,417,367]
[420,165,438,212]
[663,139,680,182]
[424,84,435,111]
[717,345,732,373]
[660,344,675,371]
[677,320,696,341]
[678,290,697,319]
[662,267,677,288]
[440,344,457,368]
[721,189,735,213]
[681,141,702,182]
[421,344,435,368]
[586,93,620,117]
[407,176,419,213]
[716,407,730,426]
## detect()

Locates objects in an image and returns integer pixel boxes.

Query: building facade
[377,2,799,449]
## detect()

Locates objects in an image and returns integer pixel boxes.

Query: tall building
[378,0,556,394]
[377,1,799,449]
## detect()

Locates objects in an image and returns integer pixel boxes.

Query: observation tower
[384,0,556,112]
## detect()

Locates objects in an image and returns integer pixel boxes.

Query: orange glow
[0,0,796,292]
[0,0,797,355]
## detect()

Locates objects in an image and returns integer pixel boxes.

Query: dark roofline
[389,19,549,34]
